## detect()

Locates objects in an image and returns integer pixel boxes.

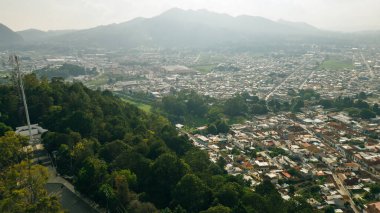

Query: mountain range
[0,8,379,49]
[17,29,76,42]
[0,23,23,45]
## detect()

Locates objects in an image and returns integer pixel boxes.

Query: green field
[86,74,109,87]
[122,98,152,113]
[190,64,215,73]
[319,59,353,70]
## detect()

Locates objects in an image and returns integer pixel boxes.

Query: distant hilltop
[0,23,23,45]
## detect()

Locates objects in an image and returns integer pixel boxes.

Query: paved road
[47,165,105,213]
[265,62,307,102]
[46,182,99,213]
[332,173,360,213]
[360,52,374,79]
[47,166,76,192]
[194,53,201,63]
[298,69,315,90]
[296,122,364,213]
[41,149,105,213]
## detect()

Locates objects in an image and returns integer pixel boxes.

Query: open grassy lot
[122,98,152,113]
[190,64,215,73]
[319,59,353,70]
[86,74,109,87]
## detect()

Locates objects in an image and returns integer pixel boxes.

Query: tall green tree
[0,161,63,212]
[224,96,248,117]
[200,205,232,213]
[75,157,108,196]
[183,149,211,174]
[172,174,212,212]
[215,182,243,208]
[0,122,12,136]
[0,132,27,169]
[360,109,376,119]
[147,153,190,208]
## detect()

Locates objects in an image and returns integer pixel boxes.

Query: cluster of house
[94,48,380,105]
[3,45,379,104]
[183,107,380,212]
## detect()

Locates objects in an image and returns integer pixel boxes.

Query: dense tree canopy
[172,174,212,212]
[0,133,64,212]
[0,74,315,212]
[34,63,97,79]
[157,89,379,131]
[319,95,379,119]
[0,132,28,169]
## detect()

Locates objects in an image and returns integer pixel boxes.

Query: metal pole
[10,55,35,203]
[14,55,33,143]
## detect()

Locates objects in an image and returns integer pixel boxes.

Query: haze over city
[1,0,380,213]
[1,0,380,32]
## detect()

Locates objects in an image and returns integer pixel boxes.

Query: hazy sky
[1,0,379,32]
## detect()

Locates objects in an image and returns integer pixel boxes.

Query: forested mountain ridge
[0,8,378,51]
[9,8,377,50]
[0,23,23,46]
[37,8,326,49]
[17,29,76,42]
[0,74,314,212]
